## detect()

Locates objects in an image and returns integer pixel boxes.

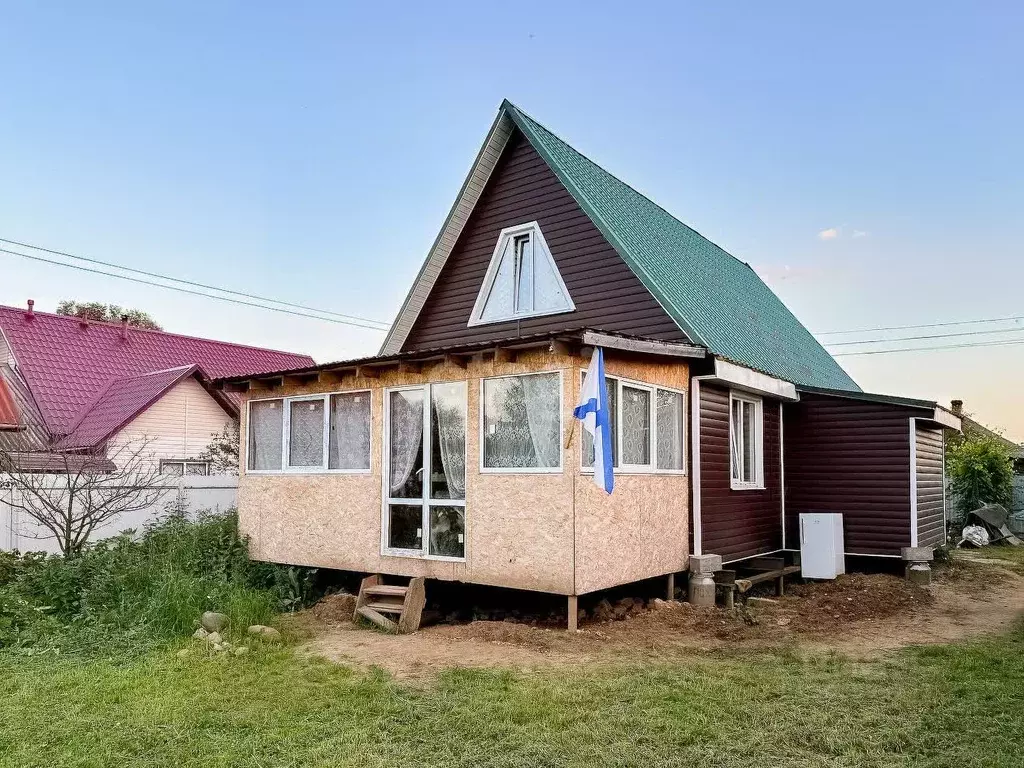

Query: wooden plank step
[363,585,408,597]
[356,606,397,632]
[365,602,405,614]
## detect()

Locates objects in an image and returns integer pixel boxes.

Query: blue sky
[2,2,1022,435]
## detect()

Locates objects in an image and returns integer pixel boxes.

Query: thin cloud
[818,227,839,241]
[852,230,868,239]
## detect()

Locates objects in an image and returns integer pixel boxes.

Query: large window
[730,392,763,489]
[481,372,562,471]
[583,375,686,473]
[468,222,575,325]
[385,382,467,559]
[246,392,371,473]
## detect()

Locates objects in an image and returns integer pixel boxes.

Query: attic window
[468,222,574,326]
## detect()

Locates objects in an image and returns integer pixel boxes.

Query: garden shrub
[0,509,318,653]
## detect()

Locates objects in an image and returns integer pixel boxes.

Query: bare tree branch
[0,438,170,556]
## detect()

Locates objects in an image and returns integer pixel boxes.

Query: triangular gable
[383,100,859,392]
[468,221,574,325]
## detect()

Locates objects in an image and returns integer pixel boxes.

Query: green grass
[2,624,1023,768]
[957,545,1024,573]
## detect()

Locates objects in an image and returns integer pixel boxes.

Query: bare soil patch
[299,561,1024,678]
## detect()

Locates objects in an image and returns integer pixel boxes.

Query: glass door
[384,383,466,559]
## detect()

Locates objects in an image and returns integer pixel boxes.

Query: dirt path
[300,561,1024,679]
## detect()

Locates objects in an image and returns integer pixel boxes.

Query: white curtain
[521,374,560,468]
[656,390,684,470]
[330,393,371,470]
[249,400,283,470]
[389,391,423,495]
[433,385,466,499]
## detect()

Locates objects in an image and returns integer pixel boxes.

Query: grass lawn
[959,545,1024,572]
[2,624,1023,768]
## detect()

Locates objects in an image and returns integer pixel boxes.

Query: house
[0,302,314,473]
[218,101,960,627]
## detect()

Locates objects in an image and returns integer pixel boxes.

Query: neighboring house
[0,303,314,473]
[218,101,961,624]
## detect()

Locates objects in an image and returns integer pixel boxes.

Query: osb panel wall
[237,350,689,596]
[572,355,690,595]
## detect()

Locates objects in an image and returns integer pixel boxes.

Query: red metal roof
[0,305,315,438]
[57,365,199,449]
[0,376,19,428]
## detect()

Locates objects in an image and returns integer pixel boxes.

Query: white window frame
[381,382,468,562]
[729,391,764,490]
[579,372,687,476]
[467,221,575,326]
[160,459,212,476]
[244,391,373,475]
[479,370,564,474]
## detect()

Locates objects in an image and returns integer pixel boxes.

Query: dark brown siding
[699,384,783,562]
[401,131,686,351]
[916,424,946,548]
[784,394,917,556]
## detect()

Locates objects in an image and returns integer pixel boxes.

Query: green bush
[947,435,1014,520]
[0,510,318,653]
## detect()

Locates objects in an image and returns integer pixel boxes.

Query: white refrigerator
[799,513,846,579]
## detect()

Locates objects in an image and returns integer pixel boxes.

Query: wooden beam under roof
[580,332,706,359]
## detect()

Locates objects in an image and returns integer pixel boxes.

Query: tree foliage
[947,433,1014,518]
[199,424,240,475]
[56,300,162,330]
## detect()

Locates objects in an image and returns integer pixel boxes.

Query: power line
[832,337,1024,357]
[0,247,389,331]
[824,326,1024,348]
[817,314,1024,336]
[0,236,390,330]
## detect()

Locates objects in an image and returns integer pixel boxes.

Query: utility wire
[824,326,1024,348]
[0,247,389,331]
[0,236,390,329]
[817,314,1024,336]
[832,337,1024,357]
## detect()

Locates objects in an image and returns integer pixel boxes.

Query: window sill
[730,482,766,491]
[245,469,373,476]
[581,469,688,477]
[480,467,563,475]
[381,549,466,563]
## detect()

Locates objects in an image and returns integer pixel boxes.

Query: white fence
[0,475,238,554]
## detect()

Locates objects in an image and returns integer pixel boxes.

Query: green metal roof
[503,101,860,392]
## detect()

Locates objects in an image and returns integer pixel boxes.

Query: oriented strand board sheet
[237,350,688,596]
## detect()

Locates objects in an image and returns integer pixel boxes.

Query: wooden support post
[567,595,578,632]
[776,575,785,597]
[666,573,675,601]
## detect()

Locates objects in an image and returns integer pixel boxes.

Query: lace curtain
[483,374,560,468]
[432,383,466,499]
[389,391,423,496]
[656,390,684,470]
[248,400,283,470]
[289,400,325,467]
[620,386,650,465]
[520,374,560,467]
[330,393,371,470]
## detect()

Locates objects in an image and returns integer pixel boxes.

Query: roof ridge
[503,102,753,272]
[0,304,314,361]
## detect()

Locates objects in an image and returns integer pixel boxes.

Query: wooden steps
[353,575,426,633]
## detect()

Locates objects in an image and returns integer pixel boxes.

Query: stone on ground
[233,646,249,656]
[192,627,209,640]
[247,625,282,641]
[201,611,229,633]
[206,631,224,645]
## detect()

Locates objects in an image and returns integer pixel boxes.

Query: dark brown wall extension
[916,424,945,548]
[783,393,919,556]
[401,130,687,351]
[698,383,783,562]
